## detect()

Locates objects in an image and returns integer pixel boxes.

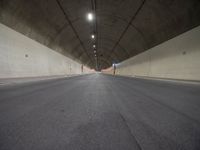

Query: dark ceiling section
[0,0,200,70]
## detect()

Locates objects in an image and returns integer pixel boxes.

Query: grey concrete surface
[0,73,200,150]
[0,74,81,86]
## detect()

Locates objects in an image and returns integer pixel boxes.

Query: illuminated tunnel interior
[0,0,200,150]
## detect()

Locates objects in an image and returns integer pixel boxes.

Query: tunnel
[0,0,200,149]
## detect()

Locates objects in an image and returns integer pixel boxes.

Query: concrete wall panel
[104,26,200,81]
[0,23,92,78]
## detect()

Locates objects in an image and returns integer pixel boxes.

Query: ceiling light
[91,34,95,39]
[94,50,96,53]
[87,13,94,21]
[93,45,96,48]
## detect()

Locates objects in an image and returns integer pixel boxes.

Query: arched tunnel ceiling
[0,0,200,70]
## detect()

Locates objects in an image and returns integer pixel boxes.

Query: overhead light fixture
[94,50,96,53]
[93,45,96,48]
[87,13,94,21]
[91,34,95,39]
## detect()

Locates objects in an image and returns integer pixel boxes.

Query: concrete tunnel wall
[0,23,93,78]
[103,25,200,81]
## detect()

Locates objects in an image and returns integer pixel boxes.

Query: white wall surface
[104,25,200,81]
[0,23,92,78]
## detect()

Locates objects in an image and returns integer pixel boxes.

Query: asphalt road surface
[0,74,200,150]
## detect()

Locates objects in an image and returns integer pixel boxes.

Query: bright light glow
[93,45,96,48]
[87,13,94,21]
[112,63,120,67]
[91,34,95,39]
